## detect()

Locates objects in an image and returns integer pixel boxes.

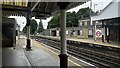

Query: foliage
[30,19,38,35]
[37,20,44,33]
[47,14,60,29]
[47,12,78,28]
[66,11,78,27]
[77,7,94,19]
[47,7,95,29]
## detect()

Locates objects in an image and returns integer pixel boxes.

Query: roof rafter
[2,5,51,15]
[31,0,40,11]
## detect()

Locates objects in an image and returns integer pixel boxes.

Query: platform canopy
[2,0,90,19]
[91,0,120,21]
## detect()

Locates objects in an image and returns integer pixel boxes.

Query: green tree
[47,12,78,28]
[47,7,95,29]
[66,11,78,27]
[30,19,38,35]
[47,14,60,29]
[77,7,95,19]
[37,19,44,33]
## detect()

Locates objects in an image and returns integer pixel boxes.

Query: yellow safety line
[33,40,81,67]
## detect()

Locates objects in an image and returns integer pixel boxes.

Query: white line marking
[34,40,94,66]
[34,41,82,67]
[41,43,94,66]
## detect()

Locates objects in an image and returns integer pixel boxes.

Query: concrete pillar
[106,27,109,43]
[60,9,67,54]
[90,17,93,25]
[27,26,30,39]
[57,2,69,68]
[104,26,106,42]
[102,28,104,42]
[59,9,68,68]
[118,24,120,45]
[94,21,97,42]
[102,27,106,43]
[102,22,105,42]
[26,25,32,50]
[13,23,16,49]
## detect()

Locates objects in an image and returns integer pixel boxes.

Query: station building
[41,0,120,44]
[91,0,120,43]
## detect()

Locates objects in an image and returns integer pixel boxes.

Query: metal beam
[45,2,48,11]
[31,0,40,11]
[2,7,51,15]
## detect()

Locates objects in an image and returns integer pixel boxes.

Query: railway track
[35,36,120,68]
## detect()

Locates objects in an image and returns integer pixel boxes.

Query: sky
[41,0,112,29]
[9,0,112,31]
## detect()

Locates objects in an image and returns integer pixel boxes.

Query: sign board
[96,29,102,37]
[88,30,92,35]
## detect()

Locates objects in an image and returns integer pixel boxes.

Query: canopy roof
[2,0,90,19]
[91,0,120,21]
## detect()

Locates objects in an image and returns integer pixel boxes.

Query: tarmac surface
[2,35,94,68]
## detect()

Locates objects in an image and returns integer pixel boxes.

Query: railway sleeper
[68,50,110,68]
[70,46,120,65]
[36,37,120,67]
[68,47,120,67]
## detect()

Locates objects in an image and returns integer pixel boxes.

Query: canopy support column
[57,2,69,68]
[102,21,106,43]
[94,21,97,41]
[106,23,109,43]
[118,24,120,44]
[26,26,31,49]
[26,10,32,51]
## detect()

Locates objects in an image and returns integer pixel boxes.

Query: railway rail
[35,36,120,68]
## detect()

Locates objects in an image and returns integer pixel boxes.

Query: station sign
[96,29,102,37]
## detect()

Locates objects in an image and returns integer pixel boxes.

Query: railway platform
[2,35,94,68]
[35,35,120,67]
[38,35,120,48]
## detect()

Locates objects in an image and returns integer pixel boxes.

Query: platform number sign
[96,29,102,37]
